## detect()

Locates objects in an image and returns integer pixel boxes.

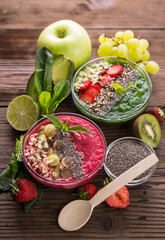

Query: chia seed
[106,139,152,180]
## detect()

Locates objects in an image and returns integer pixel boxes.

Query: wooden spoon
[58,153,158,231]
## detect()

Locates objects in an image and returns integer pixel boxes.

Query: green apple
[37,20,92,72]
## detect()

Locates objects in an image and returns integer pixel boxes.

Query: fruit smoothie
[23,114,106,183]
[73,60,150,118]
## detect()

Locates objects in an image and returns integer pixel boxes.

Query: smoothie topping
[24,115,92,181]
[75,62,141,116]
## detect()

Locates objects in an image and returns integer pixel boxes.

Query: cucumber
[26,72,38,101]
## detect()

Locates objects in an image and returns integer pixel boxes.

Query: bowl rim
[71,56,152,123]
[104,136,157,186]
[22,112,107,187]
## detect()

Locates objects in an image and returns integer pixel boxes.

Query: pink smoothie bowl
[22,112,107,189]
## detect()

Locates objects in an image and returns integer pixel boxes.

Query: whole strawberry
[152,107,165,122]
[78,183,97,200]
[11,178,38,203]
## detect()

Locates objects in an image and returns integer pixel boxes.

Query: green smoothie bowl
[71,57,152,124]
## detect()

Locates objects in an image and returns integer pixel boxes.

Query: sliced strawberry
[94,82,102,89]
[79,78,92,91]
[101,68,107,74]
[78,90,84,97]
[79,92,95,104]
[84,85,100,97]
[100,74,114,86]
[106,186,129,208]
[106,64,123,77]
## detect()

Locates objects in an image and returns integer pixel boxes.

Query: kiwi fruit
[133,113,161,148]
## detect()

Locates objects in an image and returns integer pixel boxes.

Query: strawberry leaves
[43,115,92,136]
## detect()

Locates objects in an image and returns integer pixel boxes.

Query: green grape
[129,48,143,62]
[142,50,150,61]
[99,34,106,44]
[138,62,146,71]
[123,30,134,41]
[145,61,160,74]
[98,42,113,57]
[110,46,118,57]
[126,38,139,49]
[117,44,128,58]
[105,37,116,46]
[138,39,149,52]
[115,31,124,42]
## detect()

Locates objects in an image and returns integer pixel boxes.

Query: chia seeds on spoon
[106,139,152,180]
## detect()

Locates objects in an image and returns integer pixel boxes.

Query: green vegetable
[113,81,142,97]
[43,115,92,136]
[0,135,43,213]
[33,47,73,115]
[34,47,53,95]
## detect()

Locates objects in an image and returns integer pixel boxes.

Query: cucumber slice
[52,55,74,85]
[26,72,38,101]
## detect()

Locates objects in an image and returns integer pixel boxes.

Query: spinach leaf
[39,91,51,114]
[49,79,71,113]
[34,47,54,95]
[0,166,13,191]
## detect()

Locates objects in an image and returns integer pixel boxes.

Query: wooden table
[0,0,165,239]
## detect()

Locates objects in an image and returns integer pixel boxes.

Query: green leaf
[39,91,51,114]
[48,79,71,113]
[135,90,142,98]
[68,125,92,135]
[43,115,63,130]
[62,120,69,135]
[23,182,43,213]
[0,166,13,191]
[34,47,54,95]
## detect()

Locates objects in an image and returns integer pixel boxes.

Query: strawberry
[151,107,165,122]
[106,186,129,208]
[79,78,92,91]
[84,85,100,97]
[11,178,38,203]
[94,82,102,89]
[106,64,123,77]
[101,68,107,74]
[78,183,97,200]
[100,74,114,86]
[79,92,95,104]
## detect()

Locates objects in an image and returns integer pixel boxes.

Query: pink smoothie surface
[25,115,106,182]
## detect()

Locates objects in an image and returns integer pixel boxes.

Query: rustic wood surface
[0,0,165,239]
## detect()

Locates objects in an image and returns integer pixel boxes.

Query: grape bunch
[98,30,160,74]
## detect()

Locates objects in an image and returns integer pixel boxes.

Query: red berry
[79,92,95,104]
[106,64,123,77]
[78,183,97,200]
[94,82,102,89]
[106,186,129,208]
[101,68,107,74]
[151,107,165,122]
[79,78,92,91]
[100,74,114,86]
[12,178,38,203]
[84,85,100,97]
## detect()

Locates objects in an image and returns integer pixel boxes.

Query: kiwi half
[133,113,161,148]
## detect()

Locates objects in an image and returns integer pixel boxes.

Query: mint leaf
[68,125,92,135]
[62,120,69,135]
[43,115,63,130]
[113,83,127,96]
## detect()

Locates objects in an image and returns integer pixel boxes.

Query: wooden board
[0,0,165,239]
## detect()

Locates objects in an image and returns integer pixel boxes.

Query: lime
[7,95,40,131]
